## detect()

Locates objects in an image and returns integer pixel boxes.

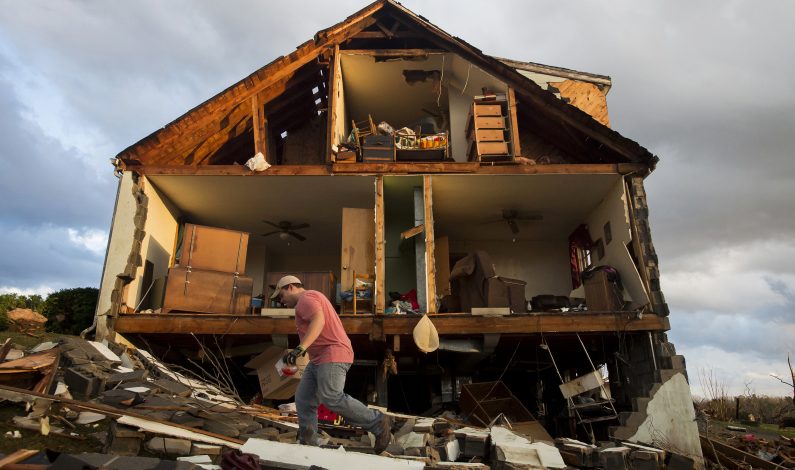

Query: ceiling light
[279,232,289,241]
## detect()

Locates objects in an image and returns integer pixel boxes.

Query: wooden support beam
[507,87,522,158]
[424,175,437,314]
[123,162,646,176]
[375,176,386,314]
[114,312,670,336]
[326,45,340,163]
[413,185,427,313]
[340,48,444,57]
[400,223,424,240]
[251,93,268,162]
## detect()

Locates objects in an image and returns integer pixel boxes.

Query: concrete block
[630,450,661,470]
[106,369,148,385]
[146,437,192,456]
[64,368,104,400]
[556,438,598,467]
[152,378,192,397]
[105,422,144,456]
[599,446,630,470]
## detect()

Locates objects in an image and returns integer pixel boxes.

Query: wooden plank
[507,88,522,157]
[700,434,779,470]
[424,176,437,314]
[115,312,670,336]
[125,164,331,176]
[326,45,340,163]
[341,48,444,57]
[625,178,653,299]
[124,162,645,177]
[0,449,38,467]
[251,94,268,162]
[375,176,386,314]
[341,208,375,292]
[413,186,427,312]
[400,224,424,240]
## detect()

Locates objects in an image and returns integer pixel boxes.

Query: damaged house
[93,0,702,464]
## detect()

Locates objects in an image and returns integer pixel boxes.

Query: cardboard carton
[245,346,309,399]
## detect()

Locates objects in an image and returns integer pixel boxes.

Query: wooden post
[251,93,268,162]
[375,176,386,314]
[424,175,437,313]
[326,45,341,163]
[507,87,522,158]
[413,186,427,313]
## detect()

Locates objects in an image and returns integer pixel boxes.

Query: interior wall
[96,172,136,336]
[448,238,572,299]
[577,179,650,307]
[128,176,181,310]
[245,242,267,297]
[448,91,471,162]
[384,177,420,295]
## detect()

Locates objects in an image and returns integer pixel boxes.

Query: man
[271,275,392,451]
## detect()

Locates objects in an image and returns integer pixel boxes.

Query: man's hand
[282,345,307,365]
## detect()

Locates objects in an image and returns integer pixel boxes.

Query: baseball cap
[270,275,303,299]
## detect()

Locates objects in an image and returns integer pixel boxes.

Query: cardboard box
[245,346,309,400]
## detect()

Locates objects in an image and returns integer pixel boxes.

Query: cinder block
[599,446,630,470]
[64,368,104,400]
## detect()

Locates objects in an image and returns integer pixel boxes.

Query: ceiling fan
[261,220,310,242]
[481,210,543,238]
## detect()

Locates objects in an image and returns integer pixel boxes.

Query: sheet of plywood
[341,207,375,291]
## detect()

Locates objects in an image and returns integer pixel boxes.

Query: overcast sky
[1,1,793,397]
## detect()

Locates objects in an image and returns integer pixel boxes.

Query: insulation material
[549,79,611,127]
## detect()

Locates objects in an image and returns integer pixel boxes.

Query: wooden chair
[351,114,377,148]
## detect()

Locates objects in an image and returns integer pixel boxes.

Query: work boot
[373,414,393,454]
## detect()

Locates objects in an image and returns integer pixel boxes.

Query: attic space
[335,52,509,162]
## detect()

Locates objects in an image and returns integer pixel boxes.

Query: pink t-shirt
[295,290,354,365]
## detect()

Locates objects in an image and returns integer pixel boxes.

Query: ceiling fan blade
[261,230,282,237]
[478,218,505,225]
[288,231,306,241]
[507,219,520,235]
[290,223,310,230]
[263,220,281,229]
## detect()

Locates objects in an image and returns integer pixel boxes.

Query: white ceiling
[147,175,375,253]
[431,174,621,241]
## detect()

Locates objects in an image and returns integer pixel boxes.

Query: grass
[0,330,70,350]
[710,419,795,439]
[0,403,106,455]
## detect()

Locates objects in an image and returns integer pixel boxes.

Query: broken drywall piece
[491,425,566,469]
[87,341,122,362]
[117,415,241,448]
[76,412,106,425]
[241,438,425,469]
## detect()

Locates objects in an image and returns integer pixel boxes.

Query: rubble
[0,335,697,469]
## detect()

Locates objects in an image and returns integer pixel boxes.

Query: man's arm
[298,308,325,350]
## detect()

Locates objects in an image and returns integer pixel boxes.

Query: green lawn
[0,331,70,350]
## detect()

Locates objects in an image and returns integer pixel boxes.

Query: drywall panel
[449,238,572,299]
[581,179,649,307]
[95,172,136,339]
[628,373,704,467]
[448,91,471,162]
[127,177,180,310]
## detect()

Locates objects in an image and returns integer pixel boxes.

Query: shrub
[42,287,99,336]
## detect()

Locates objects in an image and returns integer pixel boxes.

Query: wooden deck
[115,311,669,336]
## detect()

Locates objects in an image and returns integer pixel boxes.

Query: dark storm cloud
[0,1,794,392]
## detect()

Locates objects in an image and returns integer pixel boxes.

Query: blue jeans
[295,362,382,445]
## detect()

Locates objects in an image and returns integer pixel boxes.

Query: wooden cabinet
[163,266,252,315]
[341,208,375,292]
[265,271,337,305]
[177,224,249,273]
[466,101,513,163]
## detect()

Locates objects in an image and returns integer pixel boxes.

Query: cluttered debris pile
[0,336,697,469]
